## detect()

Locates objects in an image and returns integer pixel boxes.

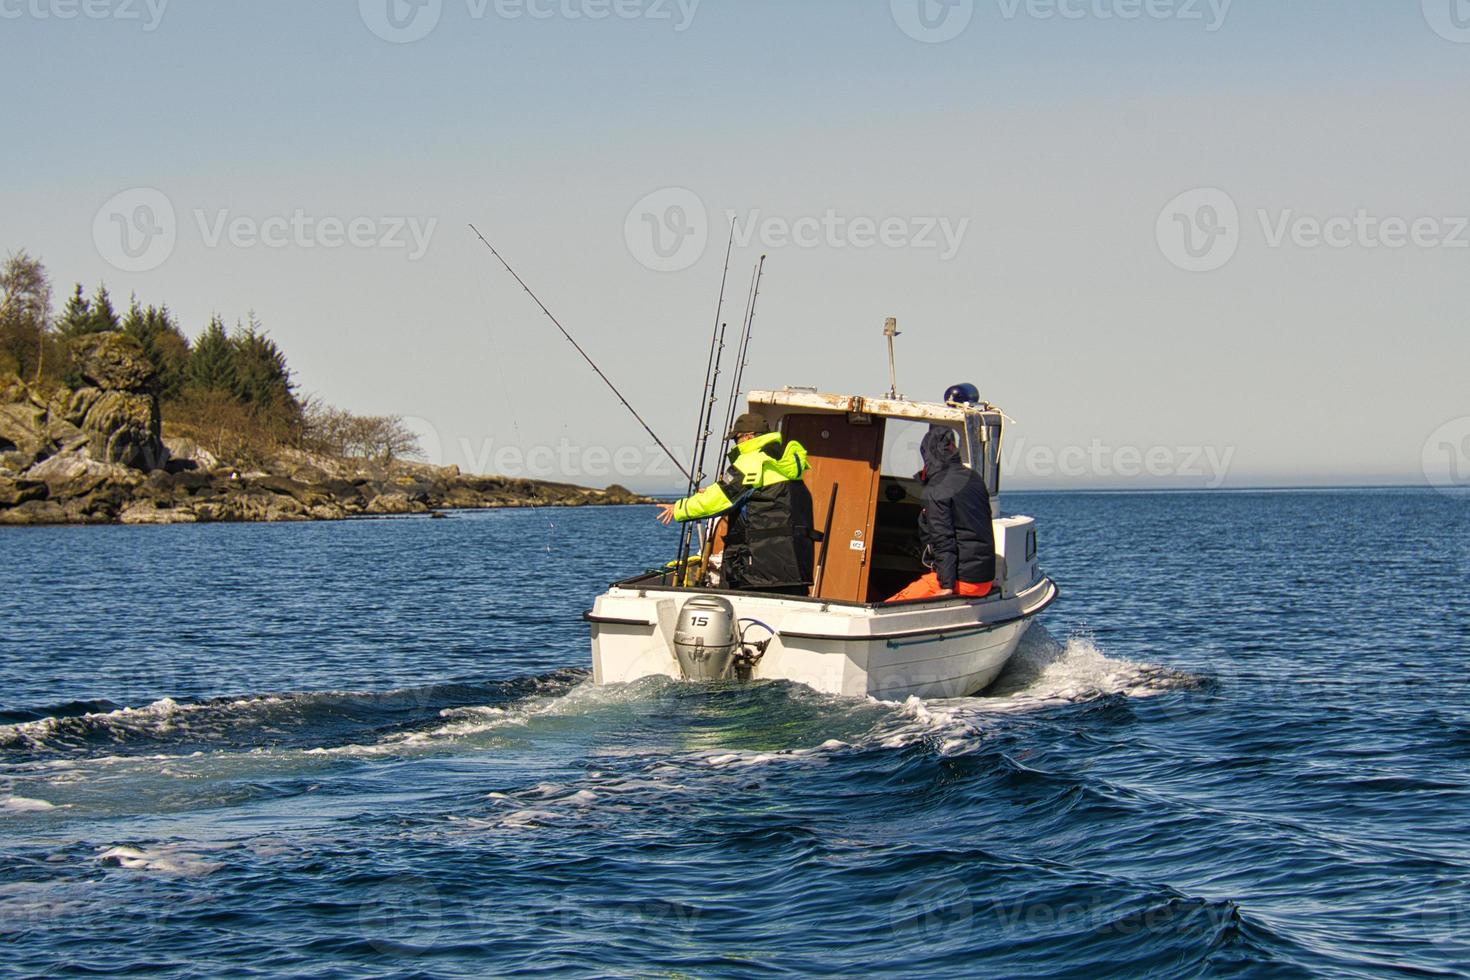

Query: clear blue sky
[4,0,1467,491]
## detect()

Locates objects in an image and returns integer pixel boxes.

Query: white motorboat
[588,386,1059,700]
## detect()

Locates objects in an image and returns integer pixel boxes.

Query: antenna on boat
[468,224,691,483]
[884,317,902,400]
[676,226,737,579]
[718,254,768,460]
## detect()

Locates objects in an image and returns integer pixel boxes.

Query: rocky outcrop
[0,335,165,474]
[0,379,652,526]
[64,333,165,469]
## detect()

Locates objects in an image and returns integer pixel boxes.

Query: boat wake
[0,628,1197,820]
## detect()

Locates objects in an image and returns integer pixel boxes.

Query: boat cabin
[674,388,1026,605]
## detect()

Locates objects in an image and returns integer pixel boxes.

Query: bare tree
[302,401,423,463]
[0,251,53,383]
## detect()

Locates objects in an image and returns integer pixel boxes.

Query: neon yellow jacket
[673,433,810,522]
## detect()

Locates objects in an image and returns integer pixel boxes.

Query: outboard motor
[672,596,740,681]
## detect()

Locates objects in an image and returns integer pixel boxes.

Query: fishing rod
[685,226,735,497]
[719,254,768,462]
[468,224,691,484]
[718,265,760,452]
[676,227,736,578]
[675,319,729,581]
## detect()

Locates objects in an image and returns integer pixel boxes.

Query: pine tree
[124,298,190,400]
[55,284,93,341]
[187,315,236,393]
[229,314,297,412]
[88,285,120,333]
[55,284,121,340]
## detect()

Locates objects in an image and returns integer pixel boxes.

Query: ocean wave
[0,631,1189,823]
[0,671,587,757]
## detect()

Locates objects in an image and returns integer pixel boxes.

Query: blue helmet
[944,383,981,406]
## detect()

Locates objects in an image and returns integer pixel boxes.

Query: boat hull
[588,576,1058,701]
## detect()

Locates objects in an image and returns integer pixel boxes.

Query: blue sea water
[1,489,1467,978]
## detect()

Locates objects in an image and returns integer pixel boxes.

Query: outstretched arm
[657,468,747,524]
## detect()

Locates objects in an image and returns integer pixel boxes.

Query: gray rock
[163,437,220,472]
[0,478,48,507]
[366,492,427,515]
[119,501,199,525]
[68,332,156,392]
[25,452,134,489]
[0,499,68,525]
[78,389,164,468]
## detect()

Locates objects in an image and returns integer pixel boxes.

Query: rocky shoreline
[1,334,650,527]
[0,457,652,527]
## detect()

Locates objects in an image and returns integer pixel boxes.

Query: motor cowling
[672,596,740,681]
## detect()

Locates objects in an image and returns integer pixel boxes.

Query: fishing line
[473,254,557,553]
[469,224,692,483]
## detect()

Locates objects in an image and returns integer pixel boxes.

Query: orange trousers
[888,573,993,602]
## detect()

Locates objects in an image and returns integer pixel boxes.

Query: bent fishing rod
[468,224,691,484]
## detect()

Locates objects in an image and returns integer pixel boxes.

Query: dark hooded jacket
[918,426,997,590]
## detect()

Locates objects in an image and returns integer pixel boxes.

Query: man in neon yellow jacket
[657,413,816,594]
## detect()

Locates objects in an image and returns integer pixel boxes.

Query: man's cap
[729,413,772,438]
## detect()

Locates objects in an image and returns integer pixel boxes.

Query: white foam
[97,844,224,877]
[0,696,292,752]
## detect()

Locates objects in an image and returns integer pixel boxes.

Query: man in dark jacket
[889,425,997,601]
[657,414,815,595]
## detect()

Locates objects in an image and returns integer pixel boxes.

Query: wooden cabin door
[783,414,886,603]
